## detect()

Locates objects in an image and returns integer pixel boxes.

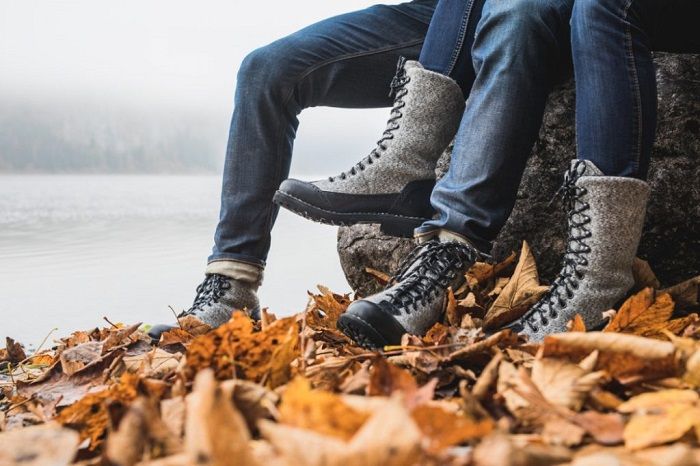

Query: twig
[103,316,119,329]
[169,306,184,330]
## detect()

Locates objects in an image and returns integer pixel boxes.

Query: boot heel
[379,218,422,237]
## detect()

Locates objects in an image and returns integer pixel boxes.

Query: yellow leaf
[603,288,674,336]
[623,404,700,450]
[278,377,370,441]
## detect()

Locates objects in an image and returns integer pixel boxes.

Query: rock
[338,53,700,296]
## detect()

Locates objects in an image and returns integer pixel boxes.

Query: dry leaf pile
[2,242,700,466]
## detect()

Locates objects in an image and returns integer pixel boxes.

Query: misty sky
[0,0,407,173]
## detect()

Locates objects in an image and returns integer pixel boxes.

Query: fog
[0,0,404,173]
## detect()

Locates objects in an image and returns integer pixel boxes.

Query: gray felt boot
[274,58,465,237]
[338,234,481,349]
[148,274,260,341]
[507,160,650,342]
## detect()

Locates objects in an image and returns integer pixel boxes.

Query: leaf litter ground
[2,241,700,466]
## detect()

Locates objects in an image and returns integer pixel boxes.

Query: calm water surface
[0,175,350,345]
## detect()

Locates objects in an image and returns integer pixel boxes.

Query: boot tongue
[571,159,604,177]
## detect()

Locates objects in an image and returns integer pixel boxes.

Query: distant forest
[0,97,224,173]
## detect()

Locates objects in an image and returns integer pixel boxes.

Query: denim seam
[622,0,643,175]
[265,38,426,247]
[446,0,475,76]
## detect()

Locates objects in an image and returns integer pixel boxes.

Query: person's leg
[338,0,575,348]
[419,0,486,96]
[210,2,436,272]
[273,0,484,237]
[508,0,700,341]
[416,0,575,253]
[572,0,700,179]
[149,2,437,340]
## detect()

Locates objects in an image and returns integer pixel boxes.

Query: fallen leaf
[184,369,258,466]
[632,258,661,290]
[603,288,675,337]
[278,377,369,441]
[0,423,79,466]
[542,332,680,382]
[568,314,587,332]
[367,356,417,397]
[531,354,605,411]
[411,405,493,452]
[483,242,549,329]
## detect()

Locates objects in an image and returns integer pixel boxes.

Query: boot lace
[524,161,592,331]
[182,274,232,316]
[385,241,479,314]
[329,57,411,182]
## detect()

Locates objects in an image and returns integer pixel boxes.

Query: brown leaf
[158,328,194,347]
[184,312,299,388]
[531,354,605,411]
[603,288,675,336]
[468,252,517,286]
[306,286,351,330]
[542,332,680,382]
[623,403,700,450]
[484,242,549,329]
[411,405,493,453]
[185,370,258,466]
[278,377,369,441]
[0,423,80,466]
[55,372,139,450]
[365,267,390,286]
[632,257,661,290]
[367,357,418,397]
[568,314,587,332]
[2,337,27,365]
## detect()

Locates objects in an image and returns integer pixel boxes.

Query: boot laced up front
[508,160,650,341]
[338,239,480,349]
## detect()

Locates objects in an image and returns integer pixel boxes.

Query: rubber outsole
[273,189,426,238]
[337,313,390,350]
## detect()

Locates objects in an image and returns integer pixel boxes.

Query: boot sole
[337,303,407,350]
[273,190,426,237]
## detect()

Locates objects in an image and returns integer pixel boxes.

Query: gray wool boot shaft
[509,160,650,341]
[274,58,465,237]
[314,59,464,194]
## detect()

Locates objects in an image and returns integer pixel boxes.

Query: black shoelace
[329,57,411,182]
[182,274,231,316]
[386,241,479,314]
[525,161,593,331]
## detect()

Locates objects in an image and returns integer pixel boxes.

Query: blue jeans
[572,0,700,179]
[418,0,575,252]
[210,1,438,268]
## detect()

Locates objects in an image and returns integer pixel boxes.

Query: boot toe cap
[147,323,177,343]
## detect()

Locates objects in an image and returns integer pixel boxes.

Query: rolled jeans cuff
[414,226,492,257]
[206,259,264,287]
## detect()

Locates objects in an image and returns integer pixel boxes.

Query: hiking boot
[148,273,260,341]
[507,160,650,341]
[338,235,480,349]
[273,58,465,237]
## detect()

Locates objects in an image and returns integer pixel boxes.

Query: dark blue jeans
[417,0,575,252]
[210,1,438,268]
[211,0,576,268]
[572,0,700,179]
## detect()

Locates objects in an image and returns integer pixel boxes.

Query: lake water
[0,175,351,346]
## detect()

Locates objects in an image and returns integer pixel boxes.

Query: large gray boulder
[338,53,700,296]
